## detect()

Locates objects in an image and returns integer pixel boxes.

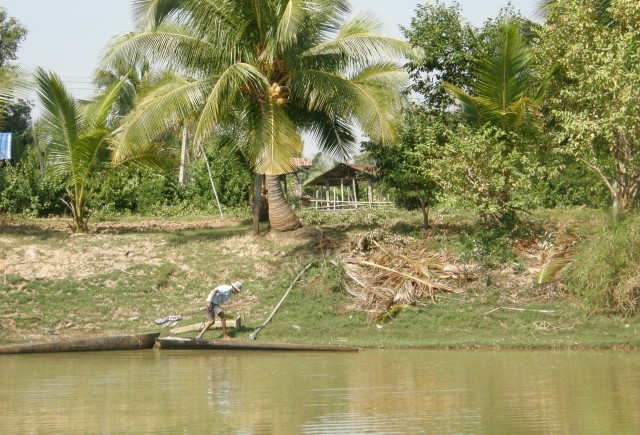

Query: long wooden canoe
[155,337,361,352]
[0,332,160,354]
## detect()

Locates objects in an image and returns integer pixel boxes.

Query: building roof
[305,163,377,186]
[290,157,313,169]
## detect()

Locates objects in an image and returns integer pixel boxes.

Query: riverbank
[1,208,639,348]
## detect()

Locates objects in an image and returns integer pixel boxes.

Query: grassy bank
[1,209,639,348]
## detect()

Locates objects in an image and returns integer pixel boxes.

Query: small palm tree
[35,68,122,232]
[36,68,168,232]
[101,0,410,231]
[444,19,542,133]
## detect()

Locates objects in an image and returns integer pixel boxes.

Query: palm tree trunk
[252,173,263,235]
[266,174,301,232]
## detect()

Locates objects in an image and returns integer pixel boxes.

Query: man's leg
[219,312,231,340]
[196,318,215,339]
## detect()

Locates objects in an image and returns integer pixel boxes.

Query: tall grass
[564,213,640,316]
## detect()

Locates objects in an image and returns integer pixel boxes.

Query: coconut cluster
[269,82,287,106]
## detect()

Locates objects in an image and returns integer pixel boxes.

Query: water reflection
[1,349,639,433]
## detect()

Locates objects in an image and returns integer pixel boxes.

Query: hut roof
[286,157,313,174]
[305,163,377,186]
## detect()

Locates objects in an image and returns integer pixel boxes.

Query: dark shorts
[207,304,224,319]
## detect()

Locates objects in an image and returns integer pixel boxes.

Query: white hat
[232,281,243,292]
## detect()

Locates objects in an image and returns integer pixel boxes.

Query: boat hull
[155,337,361,352]
[0,332,161,354]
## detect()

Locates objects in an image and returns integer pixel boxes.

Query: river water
[1,348,639,433]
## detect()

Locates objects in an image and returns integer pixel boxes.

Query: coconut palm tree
[35,68,168,232]
[100,0,410,231]
[443,19,543,134]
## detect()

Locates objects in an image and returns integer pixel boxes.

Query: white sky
[3,0,538,154]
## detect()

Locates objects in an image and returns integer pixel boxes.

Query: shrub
[0,155,66,216]
[564,213,640,316]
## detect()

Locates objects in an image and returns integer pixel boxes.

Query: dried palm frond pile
[344,237,474,321]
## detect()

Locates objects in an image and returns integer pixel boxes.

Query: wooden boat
[0,332,161,354]
[155,336,361,352]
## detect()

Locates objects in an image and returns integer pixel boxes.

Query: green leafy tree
[537,0,640,216]
[0,8,27,68]
[101,0,409,232]
[0,8,30,126]
[402,1,477,115]
[363,108,439,228]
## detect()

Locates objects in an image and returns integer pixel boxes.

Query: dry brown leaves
[344,231,475,321]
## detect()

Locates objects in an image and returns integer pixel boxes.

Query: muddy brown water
[1,349,639,433]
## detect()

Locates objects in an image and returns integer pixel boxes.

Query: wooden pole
[179,123,188,186]
[249,263,315,340]
[352,179,358,209]
[198,141,224,221]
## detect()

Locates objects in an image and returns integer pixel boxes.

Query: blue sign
[0,132,11,160]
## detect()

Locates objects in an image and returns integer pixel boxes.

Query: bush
[0,155,66,217]
[564,213,640,316]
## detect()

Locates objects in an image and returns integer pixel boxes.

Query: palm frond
[249,101,303,175]
[273,0,306,52]
[299,111,357,161]
[83,75,128,129]
[35,68,115,188]
[193,63,268,145]
[112,141,176,171]
[538,250,573,284]
[99,23,234,77]
[302,13,410,69]
[35,68,84,178]
[443,82,483,125]
[0,66,31,111]
[475,20,530,115]
[113,75,211,161]
[132,0,183,29]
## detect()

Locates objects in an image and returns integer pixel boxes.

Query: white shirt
[206,284,233,305]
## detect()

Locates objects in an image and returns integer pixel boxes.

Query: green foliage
[35,68,126,232]
[436,124,540,224]
[402,0,477,114]
[87,145,251,217]
[458,226,516,267]
[363,108,440,227]
[564,213,640,316]
[185,149,251,208]
[538,0,640,215]
[525,154,610,209]
[0,8,27,67]
[0,154,66,216]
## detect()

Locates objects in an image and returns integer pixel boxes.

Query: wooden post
[333,187,336,210]
[368,178,373,208]
[179,123,188,186]
[341,178,344,206]
[352,179,358,209]
[325,181,330,208]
